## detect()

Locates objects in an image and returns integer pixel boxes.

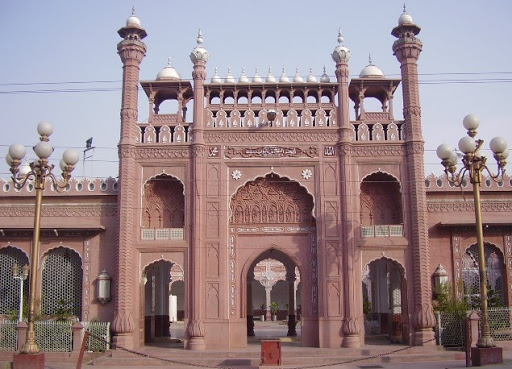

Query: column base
[187,336,206,351]
[471,346,503,366]
[13,352,45,369]
[112,333,134,350]
[414,329,435,346]
[342,334,361,348]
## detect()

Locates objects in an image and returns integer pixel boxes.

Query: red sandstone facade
[1,9,511,351]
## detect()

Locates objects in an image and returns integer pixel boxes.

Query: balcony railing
[141,228,184,240]
[361,224,403,237]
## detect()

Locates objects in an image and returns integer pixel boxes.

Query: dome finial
[197,29,204,45]
[337,28,344,44]
[369,53,373,65]
[190,29,209,64]
[332,28,351,63]
[132,6,136,15]
[167,57,172,67]
[403,3,407,14]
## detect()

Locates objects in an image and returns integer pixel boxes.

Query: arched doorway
[362,257,407,343]
[231,173,315,345]
[247,254,301,341]
[142,260,184,344]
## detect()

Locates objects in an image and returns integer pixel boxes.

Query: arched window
[462,243,505,308]
[360,172,402,226]
[0,247,29,316]
[42,247,82,319]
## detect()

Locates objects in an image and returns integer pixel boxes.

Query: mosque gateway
[1,8,511,352]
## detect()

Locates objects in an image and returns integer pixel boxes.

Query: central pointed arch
[230,173,318,346]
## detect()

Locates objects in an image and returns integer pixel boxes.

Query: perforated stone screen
[0,247,29,316]
[41,247,82,319]
[462,244,504,309]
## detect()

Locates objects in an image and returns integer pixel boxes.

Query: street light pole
[436,114,508,363]
[6,121,79,363]
[12,263,29,323]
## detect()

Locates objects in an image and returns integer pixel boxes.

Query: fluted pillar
[186,30,209,350]
[332,31,361,348]
[392,10,436,345]
[112,12,147,349]
[286,272,297,336]
[247,276,255,336]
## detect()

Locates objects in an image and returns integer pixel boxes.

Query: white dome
[320,66,330,82]
[252,68,262,83]
[359,64,384,78]
[307,68,317,82]
[266,68,276,83]
[239,68,249,83]
[156,59,181,80]
[293,68,303,82]
[279,68,290,83]
[211,68,222,83]
[126,15,141,27]
[225,68,235,83]
[398,12,413,25]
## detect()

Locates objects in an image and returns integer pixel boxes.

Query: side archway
[362,257,408,343]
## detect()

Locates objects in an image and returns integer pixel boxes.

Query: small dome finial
[368,54,373,65]
[337,28,344,44]
[332,28,351,63]
[167,57,172,67]
[403,3,407,14]
[190,29,209,64]
[132,6,136,15]
[197,29,204,45]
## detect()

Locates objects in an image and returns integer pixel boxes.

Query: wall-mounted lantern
[433,264,448,293]
[96,270,112,304]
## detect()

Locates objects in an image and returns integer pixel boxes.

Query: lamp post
[6,121,79,359]
[436,114,507,359]
[12,263,30,323]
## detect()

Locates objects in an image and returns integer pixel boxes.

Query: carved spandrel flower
[301,169,313,180]
[231,170,242,180]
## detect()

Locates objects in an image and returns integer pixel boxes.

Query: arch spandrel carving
[230,174,314,225]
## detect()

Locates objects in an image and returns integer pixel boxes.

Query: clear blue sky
[1,0,511,179]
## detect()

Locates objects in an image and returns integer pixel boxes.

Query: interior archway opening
[362,257,408,344]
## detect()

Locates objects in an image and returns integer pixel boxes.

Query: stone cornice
[120,147,191,159]
[427,201,512,212]
[204,131,338,143]
[0,203,117,217]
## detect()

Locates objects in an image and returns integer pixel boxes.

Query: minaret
[332,30,361,348]
[187,29,209,350]
[391,8,436,345]
[112,9,147,349]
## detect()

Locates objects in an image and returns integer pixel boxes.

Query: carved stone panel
[207,164,220,197]
[327,281,341,316]
[323,164,337,196]
[207,202,220,238]
[206,283,220,318]
[324,201,339,237]
[207,243,220,278]
[326,242,340,277]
